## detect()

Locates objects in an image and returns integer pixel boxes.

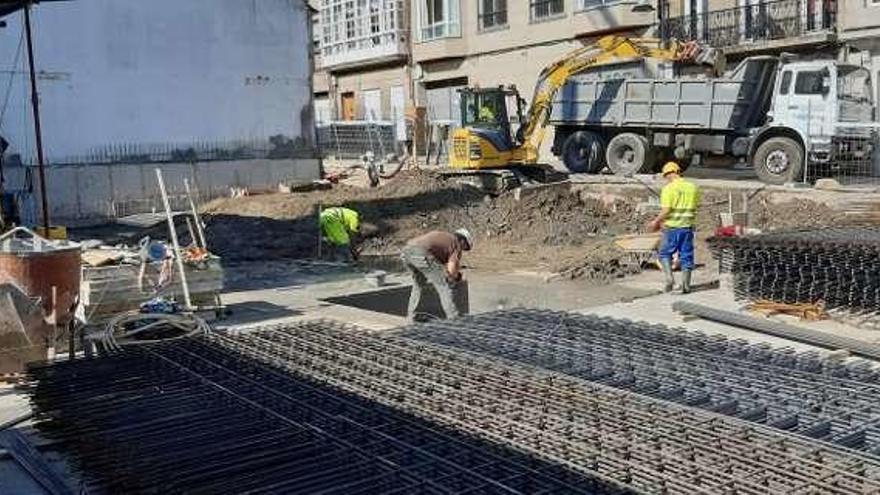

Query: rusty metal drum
[0,227,81,327]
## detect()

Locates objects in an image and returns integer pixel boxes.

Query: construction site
[6,0,880,494]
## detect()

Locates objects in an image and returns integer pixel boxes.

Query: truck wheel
[753,137,803,185]
[606,133,650,176]
[561,131,606,173]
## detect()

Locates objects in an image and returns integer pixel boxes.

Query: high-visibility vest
[320,207,359,246]
[660,178,700,228]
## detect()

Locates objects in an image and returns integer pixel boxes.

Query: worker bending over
[320,207,360,262]
[401,228,473,323]
[648,162,701,294]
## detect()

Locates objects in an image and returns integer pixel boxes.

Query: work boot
[681,270,693,295]
[660,259,675,293]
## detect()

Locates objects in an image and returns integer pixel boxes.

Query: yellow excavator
[446,35,721,191]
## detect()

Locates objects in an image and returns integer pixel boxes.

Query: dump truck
[550,56,875,184]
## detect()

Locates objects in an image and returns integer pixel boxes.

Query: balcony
[321,33,409,70]
[661,0,836,52]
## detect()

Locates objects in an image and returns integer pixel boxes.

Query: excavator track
[438,165,568,195]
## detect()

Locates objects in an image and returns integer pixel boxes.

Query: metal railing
[7,136,316,167]
[317,121,400,159]
[808,133,880,186]
[661,0,835,48]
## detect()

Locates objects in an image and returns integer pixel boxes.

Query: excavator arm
[514,36,722,163]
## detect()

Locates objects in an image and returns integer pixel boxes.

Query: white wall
[0,0,312,164]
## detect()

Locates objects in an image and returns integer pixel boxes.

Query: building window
[479,0,508,30]
[312,13,321,53]
[577,0,618,8]
[419,0,461,41]
[319,0,407,67]
[530,0,564,20]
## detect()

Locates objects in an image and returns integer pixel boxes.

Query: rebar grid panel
[807,135,878,187]
[709,227,880,316]
[218,320,880,495]
[400,309,880,453]
[25,341,606,495]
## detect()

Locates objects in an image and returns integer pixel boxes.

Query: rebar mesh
[400,309,880,453]
[26,315,880,494]
[709,227,880,316]
[220,320,880,495]
[24,340,607,495]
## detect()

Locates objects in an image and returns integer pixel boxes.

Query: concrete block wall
[5,158,320,227]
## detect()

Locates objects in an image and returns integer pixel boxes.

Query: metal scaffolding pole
[23,2,50,233]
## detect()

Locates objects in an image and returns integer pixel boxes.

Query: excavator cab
[451,87,525,169]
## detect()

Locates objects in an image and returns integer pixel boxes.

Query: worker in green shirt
[479,104,496,123]
[648,162,701,294]
[320,206,361,262]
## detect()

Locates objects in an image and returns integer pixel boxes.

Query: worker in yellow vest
[320,206,360,262]
[648,162,701,294]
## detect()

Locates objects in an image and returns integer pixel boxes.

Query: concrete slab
[216,260,656,332]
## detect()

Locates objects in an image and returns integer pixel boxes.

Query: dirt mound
[550,241,647,283]
[199,170,857,279]
[750,197,846,230]
[203,171,647,269]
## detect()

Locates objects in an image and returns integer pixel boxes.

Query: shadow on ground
[221,301,301,325]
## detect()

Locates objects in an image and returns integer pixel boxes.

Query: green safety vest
[660,178,700,228]
[320,207,360,246]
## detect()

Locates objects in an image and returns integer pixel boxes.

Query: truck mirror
[822,77,831,95]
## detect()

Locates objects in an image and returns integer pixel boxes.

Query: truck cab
[754,60,874,183]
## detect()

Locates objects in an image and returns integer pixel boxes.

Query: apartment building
[312,0,411,125]
[311,0,878,139]
[409,1,655,126]
[661,0,837,58]
[839,0,880,106]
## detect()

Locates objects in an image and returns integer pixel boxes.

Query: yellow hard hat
[661,162,681,176]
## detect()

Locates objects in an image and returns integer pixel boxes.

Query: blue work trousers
[659,227,695,271]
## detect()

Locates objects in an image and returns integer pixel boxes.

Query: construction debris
[80,258,223,323]
[746,299,828,321]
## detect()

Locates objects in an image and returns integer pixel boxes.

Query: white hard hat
[455,228,473,250]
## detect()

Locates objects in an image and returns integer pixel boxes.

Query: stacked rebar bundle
[26,341,602,494]
[401,309,880,453]
[709,227,880,316]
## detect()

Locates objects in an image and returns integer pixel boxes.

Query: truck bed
[550,57,777,132]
